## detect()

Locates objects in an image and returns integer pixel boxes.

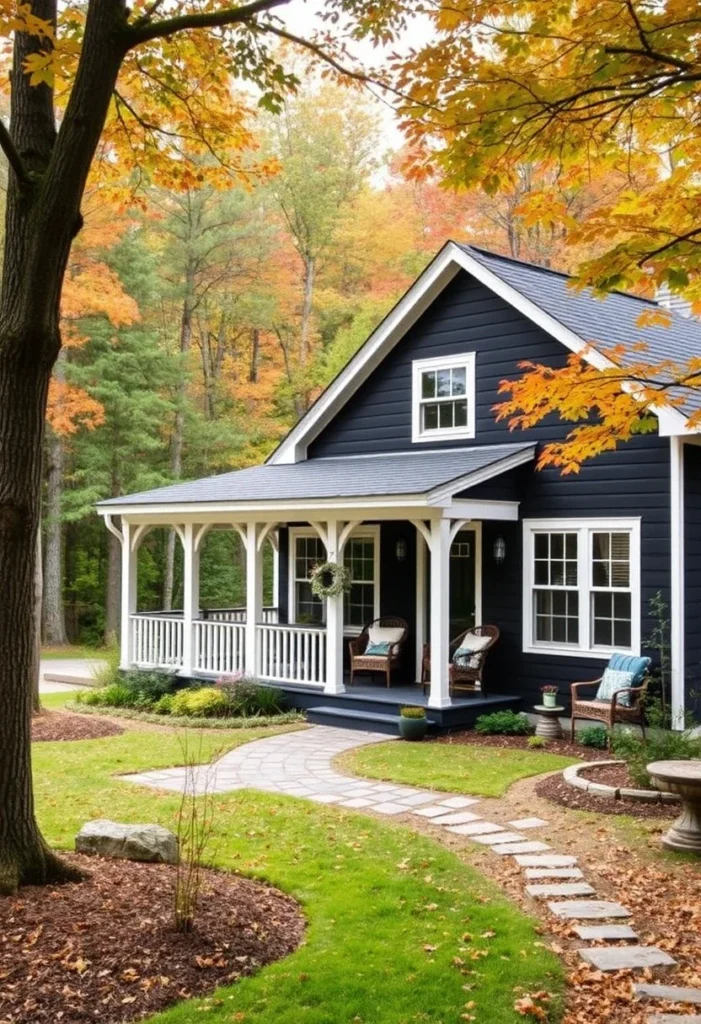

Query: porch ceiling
[97,442,534,520]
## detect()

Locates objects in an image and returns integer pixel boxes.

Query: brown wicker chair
[421,625,500,696]
[349,616,409,688]
[570,674,650,745]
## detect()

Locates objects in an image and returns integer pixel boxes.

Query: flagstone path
[123,724,701,1021]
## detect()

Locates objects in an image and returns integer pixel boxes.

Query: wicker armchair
[422,625,500,696]
[349,616,409,688]
[570,662,650,745]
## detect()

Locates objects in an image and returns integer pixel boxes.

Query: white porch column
[245,521,262,676]
[670,436,685,729]
[120,520,137,670]
[324,519,346,694]
[429,517,451,709]
[415,525,427,683]
[181,523,200,676]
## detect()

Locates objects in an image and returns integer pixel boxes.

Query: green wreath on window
[310,561,352,599]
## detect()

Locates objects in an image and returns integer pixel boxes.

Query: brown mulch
[437,728,611,760]
[579,761,655,790]
[535,767,678,819]
[31,711,124,743]
[0,854,305,1024]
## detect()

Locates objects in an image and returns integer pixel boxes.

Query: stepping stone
[472,831,527,846]
[525,868,584,880]
[574,925,638,941]
[509,817,549,830]
[635,984,701,1005]
[515,854,578,868]
[492,841,551,855]
[549,900,632,920]
[446,821,504,837]
[437,796,480,808]
[306,794,342,804]
[370,802,407,815]
[647,1017,701,1023]
[414,805,461,818]
[396,792,439,807]
[579,947,677,971]
[526,882,596,898]
[339,797,375,808]
[430,811,484,825]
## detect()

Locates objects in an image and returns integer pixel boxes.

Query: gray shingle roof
[463,244,701,412]
[98,442,534,508]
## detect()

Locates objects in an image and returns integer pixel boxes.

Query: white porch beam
[181,523,200,676]
[119,520,137,670]
[324,519,345,695]
[446,499,519,521]
[429,518,451,709]
[245,521,262,676]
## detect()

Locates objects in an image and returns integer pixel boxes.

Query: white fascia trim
[269,241,690,464]
[269,246,462,464]
[426,445,536,505]
[670,437,685,728]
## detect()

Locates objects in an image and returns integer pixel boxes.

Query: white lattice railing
[257,623,326,687]
[131,614,184,669]
[194,619,245,676]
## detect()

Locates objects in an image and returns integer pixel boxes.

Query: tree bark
[32,525,42,715]
[42,424,67,644]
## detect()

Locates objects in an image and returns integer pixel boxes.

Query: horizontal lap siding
[308,270,672,706]
[684,445,701,716]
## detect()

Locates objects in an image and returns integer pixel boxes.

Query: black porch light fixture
[493,535,506,565]
[395,537,407,562]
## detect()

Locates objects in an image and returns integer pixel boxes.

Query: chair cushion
[367,626,404,655]
[595,668,634,706]
[364,641,391,656]
[607,654,651,686]
[453,633,491,668]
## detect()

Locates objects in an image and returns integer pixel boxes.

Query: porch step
[307,705,406,735]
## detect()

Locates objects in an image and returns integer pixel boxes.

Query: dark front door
[449,529,476,640]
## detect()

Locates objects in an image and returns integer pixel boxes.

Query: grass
[33,727,565,1023]
[41,644,105,660]
[340,739,579,799]
[39,690,79,710]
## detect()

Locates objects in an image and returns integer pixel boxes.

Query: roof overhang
[269,241,692,465]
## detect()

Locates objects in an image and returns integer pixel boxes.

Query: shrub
[611,726,701,788]
[400,706,427,719]
[578,725,609,750]
[527,735,547,749]
[76,683,136,708]
[121,669,177,702]
[216,675,285,716]
[153,693,175,715]
[474,710,531,736]
[92,638,121,689]
[170,687,231,718]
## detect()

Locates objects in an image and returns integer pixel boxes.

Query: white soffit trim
[269,241,690,464]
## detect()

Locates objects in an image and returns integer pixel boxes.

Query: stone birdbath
[647,760,701,855]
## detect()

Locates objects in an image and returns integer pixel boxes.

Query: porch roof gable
[97,442,535,514]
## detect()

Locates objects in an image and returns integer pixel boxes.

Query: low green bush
[400,706,427,719]
[76,683,136,708]
[474,710,532,736]
[216,675,285,716]
[153,693,175,715]
[121,669,177,702]
[527,735,547,749]
[611,726,701,788]
[170,686,231,718]
[578,725,609,750]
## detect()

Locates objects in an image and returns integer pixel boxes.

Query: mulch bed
[535,768,677,819]
[32,711,124,743]
[0,854,305,1024]
[579,760,654,790]
[436,729,611,760]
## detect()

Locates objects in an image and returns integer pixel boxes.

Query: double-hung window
[412,353,476,442]
[524,519,640,657]
[289,527,379,631]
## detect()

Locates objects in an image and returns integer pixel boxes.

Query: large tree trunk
[42,424,67,644]
[33,525,43,715]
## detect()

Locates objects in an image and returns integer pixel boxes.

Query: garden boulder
[75,819,179,864]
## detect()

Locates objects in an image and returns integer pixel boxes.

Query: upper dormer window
[411,352,476,443]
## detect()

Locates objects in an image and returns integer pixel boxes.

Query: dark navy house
[98,242,701,731]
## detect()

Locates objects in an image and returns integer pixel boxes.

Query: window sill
[522,643,637,660]
[412,428,475,444]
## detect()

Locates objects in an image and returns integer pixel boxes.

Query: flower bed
[67,701,304,730]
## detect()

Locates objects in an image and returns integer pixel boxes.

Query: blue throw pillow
[453,646,481,669]
[365,641,391,656]
[595,668,635,706]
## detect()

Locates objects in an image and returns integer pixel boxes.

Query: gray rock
[579,946,677,971]
[491,840,551,855]
[647,1017,701,1023]
[635,984,701,1005]
[586,781,619,799]
[619,788,661,803]
[574,924,638,941]
[76,819,179,864]
[526,882,595,898]
[548,900,632,919]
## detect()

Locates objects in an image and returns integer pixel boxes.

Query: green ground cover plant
[475,710,532,736]
[578,726,609,750]
[611,727,701,788]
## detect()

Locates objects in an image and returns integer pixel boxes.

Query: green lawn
[340,739,578,799]
[41,644,105,659]
[40,690,79,710]
[34,728,565,1023]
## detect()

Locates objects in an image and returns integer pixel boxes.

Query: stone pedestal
[647,760,701,855]
[533,704,565,739]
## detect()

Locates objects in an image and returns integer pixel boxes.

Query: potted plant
[399,706,428,741]
[541,685,559,709]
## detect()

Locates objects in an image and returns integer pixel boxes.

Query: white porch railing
[257,623,327,687]
[202,607,279,624]
[194,619,245,675]
[131,614,184,669]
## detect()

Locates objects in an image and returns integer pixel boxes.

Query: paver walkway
[123,724,700,1020]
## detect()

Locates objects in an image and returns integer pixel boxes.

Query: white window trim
[411,352,476,444]
[522,517,641,660]
[288,525,380,635]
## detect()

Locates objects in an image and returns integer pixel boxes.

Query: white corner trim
[411,351,476,444]
[670,437,686,728]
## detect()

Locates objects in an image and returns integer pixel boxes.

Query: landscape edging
[562,760,679,805]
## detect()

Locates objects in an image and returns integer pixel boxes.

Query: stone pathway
[122,724,701,1019]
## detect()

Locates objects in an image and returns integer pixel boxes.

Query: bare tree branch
[0,121,30,187]
[127,0,291,46]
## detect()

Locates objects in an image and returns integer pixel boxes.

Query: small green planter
[398,707,428,741]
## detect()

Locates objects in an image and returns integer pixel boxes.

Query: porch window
[293,534,326,624]
[412,352,476,442]
[523,519,640,658]
[289,527,379,630]
[343,536,377,629]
